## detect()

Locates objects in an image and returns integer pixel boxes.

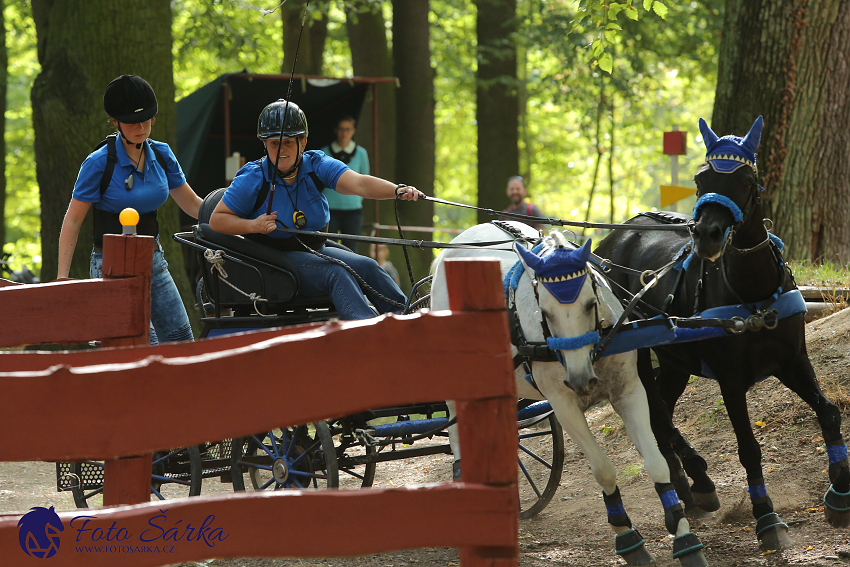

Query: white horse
[431,222,708,567]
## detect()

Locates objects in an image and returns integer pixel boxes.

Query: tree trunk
[32,0,198,332]
[475,0,518,223]
[345,1,396,235]
[0,4,6,249]
[391,0,435,292]
[713,0,850,263]
[282,0,328,75]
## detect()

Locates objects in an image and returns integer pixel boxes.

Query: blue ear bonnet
[699,116,763,175]
[515,239,592,304]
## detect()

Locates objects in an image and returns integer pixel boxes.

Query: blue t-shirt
[320,144,369,210]
[222,150,349,240]
[73,137,186,214]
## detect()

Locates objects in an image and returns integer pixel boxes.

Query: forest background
[6,0,850,330]
[0,0,719,281]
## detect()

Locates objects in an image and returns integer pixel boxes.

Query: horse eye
[585,297,597,312]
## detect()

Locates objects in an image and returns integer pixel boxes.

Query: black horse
[595,117,850,551]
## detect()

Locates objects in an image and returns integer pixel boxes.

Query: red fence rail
[0,236,518,567]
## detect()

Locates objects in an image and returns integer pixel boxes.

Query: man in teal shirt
[321,115,370,251]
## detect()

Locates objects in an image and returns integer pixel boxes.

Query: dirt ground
[3,308,850,567]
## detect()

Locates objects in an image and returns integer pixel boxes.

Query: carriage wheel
[338,442,377,488]
[68,445,203,509]
[231,423,339,492]
[517,412,565,519]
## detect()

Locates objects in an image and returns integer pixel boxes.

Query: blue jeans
[90,239,194,345]
[285,244,406,320]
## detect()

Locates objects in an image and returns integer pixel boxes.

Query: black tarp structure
[175,72,394,201]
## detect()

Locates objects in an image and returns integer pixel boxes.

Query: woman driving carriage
[209,99,425,320]
[58,75,203,344]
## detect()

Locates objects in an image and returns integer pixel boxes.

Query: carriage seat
[192,188,337,314]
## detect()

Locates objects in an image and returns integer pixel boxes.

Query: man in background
[500,175,545,230]
[321,115,369,251]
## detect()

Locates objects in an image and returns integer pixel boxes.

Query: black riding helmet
[103,75,158,124]
[257,99,308,140]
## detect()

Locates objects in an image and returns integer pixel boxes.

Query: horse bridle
[507,256,604,394]
[693,173,761,257]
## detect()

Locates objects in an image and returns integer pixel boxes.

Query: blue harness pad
[596,290,807,359]
[696,289,806,320]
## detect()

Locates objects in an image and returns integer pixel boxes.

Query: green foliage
[431,0,478,235]
[5,0,723,277]
[567,0,668,74]
[510,0,721,231]
[172,0,284,98]
[171,0,350,99]
[3,1,40,274]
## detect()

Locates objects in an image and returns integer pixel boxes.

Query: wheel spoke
[151,485,165,500]
[289,469,328,481]
[269,431,282,458]
[283,429,298,459]
[83,487,104,500]
[518,457,543,498]
[252,434,277,459]
[152,449,182,467]
[289,439,321,468]
[519,430,555,441]
[150,474,192,487]
[519,442,554,469]
[259,477,275,490]
[341,469,366,480]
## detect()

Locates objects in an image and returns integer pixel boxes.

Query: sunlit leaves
[598,52,613,74]
[3,1,41,272]
[568,0,667,74]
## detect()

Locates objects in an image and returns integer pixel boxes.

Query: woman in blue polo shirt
[58,75,203,343]
[209,99,424,320]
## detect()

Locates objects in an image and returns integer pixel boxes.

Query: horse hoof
[622,547,656,566]
[756,514,791,551]
[616,529,656,566]
[690,490,720,512]
[824,506,850,528]
[672,532,706,567]
[824,485,850,527]
[676,549,708,567]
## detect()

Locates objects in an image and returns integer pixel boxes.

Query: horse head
[692,116,765,261]
[515,236,599,396]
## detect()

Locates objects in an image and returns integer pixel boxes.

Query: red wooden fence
[0,236,518,567]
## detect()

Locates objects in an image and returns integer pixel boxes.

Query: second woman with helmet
[210,99,424,320]
[58,75,203,343]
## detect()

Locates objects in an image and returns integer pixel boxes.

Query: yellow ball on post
[119,208,140,235]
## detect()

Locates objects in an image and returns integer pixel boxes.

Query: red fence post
[444,258,519,567]
[100,233,154,506]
